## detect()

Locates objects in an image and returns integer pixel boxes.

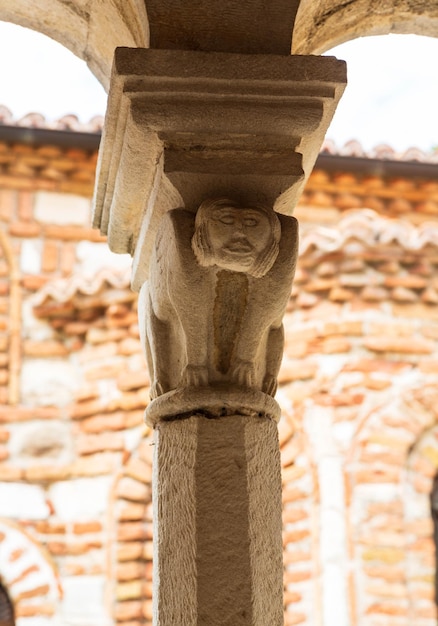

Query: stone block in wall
[0,483,49,519]
[34,192,91,226]
[20,239,42,274]
[49,476,112,521]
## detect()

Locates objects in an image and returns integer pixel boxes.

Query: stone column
[93,47,346,625]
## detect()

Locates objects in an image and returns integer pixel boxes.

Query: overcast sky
[0,22,437,152]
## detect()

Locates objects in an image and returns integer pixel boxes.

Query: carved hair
[191,198,281,278]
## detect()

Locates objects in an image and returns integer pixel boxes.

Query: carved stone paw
[231,360,256,389]
[262,375,278,397]
[180,364,209,388]
[150,380,165,400]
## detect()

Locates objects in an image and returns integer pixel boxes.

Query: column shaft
[153,415,283,626]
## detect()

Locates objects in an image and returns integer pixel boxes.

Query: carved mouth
[225,240,253,253]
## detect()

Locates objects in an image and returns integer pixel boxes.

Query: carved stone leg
[153,415,283,626]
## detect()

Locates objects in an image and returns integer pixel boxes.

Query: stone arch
[0,519,61,623]
[0,227,21,405]
[345,383,438,626]
[0,0,148,88]
[293,0,438,54]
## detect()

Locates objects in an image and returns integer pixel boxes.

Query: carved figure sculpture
[139,198,298,399]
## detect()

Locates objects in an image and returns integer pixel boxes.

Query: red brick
[60,242,76,274]
[69,399,106,420]
[115,601,142,621]
[47,541,102,555]
[117,562,144,582]
[117,543,143,562]
[364,565,405,582]
[364,335,434,354]
[0,406,60,424]
[278,361,317,384]
[0,429,9,443]
[142,600,153,620]
[419,360,438,374]
[0,189,17,221]
[79,412,126,433]
[17,191,34,220]
[70,453,119,477]
[384,275,427,289]
[117,476,150,503]
[0,466,22,481]
[44,224,105,241]
[23,339,68,357]
[15,584,50,601]
[117,370,150,392]
[283,550,313,565]
[282,487,308,503]
[24,466,71,482]
[124,458,152,485]
[284,570,312,584]
[356,469,400,484]
[365,602,407,616]
[284,613,306,626]
[15,603,55,618]
[282,509,308,524]
[117,522,152,542]
[9,564,39,586]
[283,529,310,545]
[9,221,41,237]
[118,503,146,522]
[34,521,66,534]
[343,359,411,374]
[21,275,49,290]
[77,433,125,455]
[73,521,102,534]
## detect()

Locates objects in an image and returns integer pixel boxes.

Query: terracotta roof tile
[2,104,437,164]
[299,209,438,255]
[31,209,438,318]
[321,138,438,164]
[0,105,104,134]
[33,268,131,305]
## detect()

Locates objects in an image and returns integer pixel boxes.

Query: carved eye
[243,217,258,227]
[218,214,235,225]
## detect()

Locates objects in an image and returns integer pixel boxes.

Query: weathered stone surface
[154,415,283,625]
[139,202,298,420]
[293,0,438,55]
[146,0,300,54]
[93,47,345,286]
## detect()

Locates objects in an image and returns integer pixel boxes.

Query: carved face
[206,207,272,272]
[192,199,281,278]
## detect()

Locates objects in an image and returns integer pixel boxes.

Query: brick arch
[0,228,21,405]
[294,0,438,54]
[345,384,438,626]
[403,418,438,624]
[0,1,148,88]
[110,427,154,625]
[0,519,61,622]
[280,407,320,626]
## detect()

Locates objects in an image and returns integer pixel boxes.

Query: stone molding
[93,48,346,286]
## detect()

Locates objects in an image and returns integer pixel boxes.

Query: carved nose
[235,219,245,232]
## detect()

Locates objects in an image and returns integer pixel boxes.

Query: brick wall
[0,149,437,625]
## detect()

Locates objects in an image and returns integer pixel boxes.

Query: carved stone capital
[92,48,346,289]
[139,199,297,422]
